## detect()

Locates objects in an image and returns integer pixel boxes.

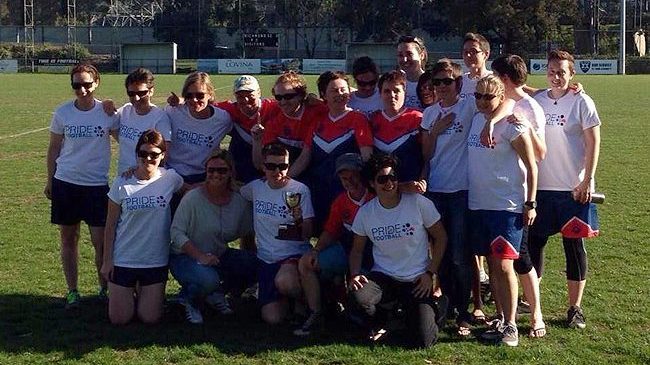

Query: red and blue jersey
[262,103,327,163]
[303,109,373,230]
[369,108,423,182]
[217,99,278,183]
[324,190,375,270]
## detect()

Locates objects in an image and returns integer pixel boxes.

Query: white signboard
[218,59,261,74]
[302,59,347,74]
[530,59,618,75]
[197,59,219,73]
[0,59,18,73]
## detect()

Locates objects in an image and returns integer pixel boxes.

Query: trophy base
[276,224,303,241]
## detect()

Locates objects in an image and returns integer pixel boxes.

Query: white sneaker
[183,302,204,324]
[206,292,234,315]
[501,323,519,347]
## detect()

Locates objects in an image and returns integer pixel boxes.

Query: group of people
[45,32,601,348]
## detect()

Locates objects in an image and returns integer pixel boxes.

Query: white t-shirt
[352,193,441,282]
[240,178,315,264]
[107,167,184,268]
[404,80,422,110]
[50,99,119,186]
[166,104,233,177]
[420,98,476,192]
[348,89,382,118]
[467,113,528,213]
[534,91,601,191]
[116,104,172,174]
[512,94,546,138]
[459,71,493,100]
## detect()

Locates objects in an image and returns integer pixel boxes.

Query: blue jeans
[169,248,258,304]
[425,190,472,322]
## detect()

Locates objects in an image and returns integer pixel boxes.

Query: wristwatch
[524,200,537,209]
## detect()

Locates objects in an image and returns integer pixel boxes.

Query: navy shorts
[111,265,168,288]
[257,255,300,306]
[469,210,523,260]
[529,190,600,239]
[50,177,108,227]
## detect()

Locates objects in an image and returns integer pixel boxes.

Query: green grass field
[0,73,649,364]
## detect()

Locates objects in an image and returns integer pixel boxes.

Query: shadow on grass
[0,293,440,360]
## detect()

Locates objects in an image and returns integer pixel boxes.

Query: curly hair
[272,71,307,98]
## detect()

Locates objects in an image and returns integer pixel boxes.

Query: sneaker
[206,292,234,315]
[65,290,81,310]
[293,311,323,336]
[98,287,109,303]
[481,317,505,341]
[182,301,204,324]
[500,323,519,347]
[242,283,259,300]
[567,306,586,329]
[516,299,531,315]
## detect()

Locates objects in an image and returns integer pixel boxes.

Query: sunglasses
[375,173,398,184]
[184,92,206,100]
[137,150,163,159]
[207,167,230,175]
[127,89,150,98]
[274,92,299,101]
[355,79,378,87]
[71,82,94,90]
[432,78,455,86]
[474,92,498,101]
[264,162,289,171]
[463,49,483,57]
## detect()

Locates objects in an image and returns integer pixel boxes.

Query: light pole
[620,0,626,74]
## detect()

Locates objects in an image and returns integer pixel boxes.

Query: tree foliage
[437,0,580,55]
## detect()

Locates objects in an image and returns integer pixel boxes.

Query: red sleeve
[262,115,281,145]
[323,195,344,238]
[352,112,374,147]
[259,99,279,127]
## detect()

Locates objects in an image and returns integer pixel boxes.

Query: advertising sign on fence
[302,59,347,74]
[197,59,219,73]
[0,59,18,73]
[218,59,261,74]
[530,59,618,74]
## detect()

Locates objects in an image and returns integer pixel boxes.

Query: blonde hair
[476,74,505,97]
[181,71,215,102]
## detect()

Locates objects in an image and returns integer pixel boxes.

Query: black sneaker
[567,306,586,329]
[481,318,505,341]
[293,311,322,336]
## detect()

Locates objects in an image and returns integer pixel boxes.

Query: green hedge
[626,57,650,74]
[0,43,91,60]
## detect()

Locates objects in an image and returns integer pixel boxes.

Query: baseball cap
[233,75,260,92]
[335,153,363,174]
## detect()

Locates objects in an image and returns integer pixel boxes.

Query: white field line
[0,127,49,140]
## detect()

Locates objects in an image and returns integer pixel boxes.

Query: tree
[334,0,434,42]
[274,0,340,57]
[438,0,580,56]
[153,0,217,58]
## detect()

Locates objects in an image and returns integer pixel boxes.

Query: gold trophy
[277,192,303,241]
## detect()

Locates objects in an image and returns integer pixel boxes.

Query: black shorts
[111,266,168,288]
[50,177,109,227]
